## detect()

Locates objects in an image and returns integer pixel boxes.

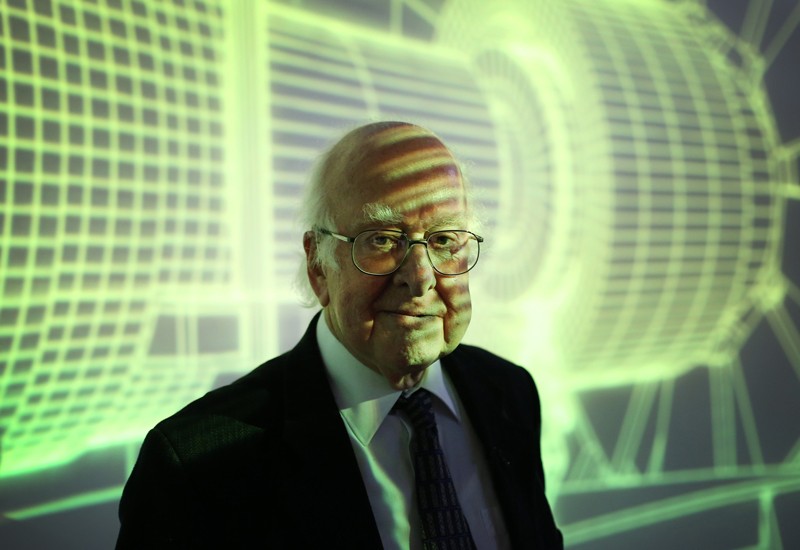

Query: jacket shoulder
[450,343,518,365]
[448,343,533,380]
[158,352,286,428]
[445,343,541,416]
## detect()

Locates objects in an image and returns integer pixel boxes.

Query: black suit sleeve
[117,428,192,549]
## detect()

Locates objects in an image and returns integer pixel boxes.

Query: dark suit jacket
[117,316,563,549]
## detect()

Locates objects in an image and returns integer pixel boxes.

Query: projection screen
[1,0,798,548]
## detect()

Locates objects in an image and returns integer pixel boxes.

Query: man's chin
[383,346,441,378]
[385,369,427,391]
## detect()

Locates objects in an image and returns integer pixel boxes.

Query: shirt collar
[316,313,460,446]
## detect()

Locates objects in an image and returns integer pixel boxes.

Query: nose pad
[403,241,431,269]
[394,242,436,293]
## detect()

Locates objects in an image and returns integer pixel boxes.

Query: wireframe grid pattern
[435,0,783,384]
[562,0,780,375]
[0,0,797,547]
[0,0,232,475]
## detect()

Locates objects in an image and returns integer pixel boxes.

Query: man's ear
[303,231,330,307]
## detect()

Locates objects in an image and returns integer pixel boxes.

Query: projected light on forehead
[334,174,466,230]
[362,132,459,181]
[362,204,467,231]
[368,149,459,184]
[389,182,466,218]
[339,130,467,218]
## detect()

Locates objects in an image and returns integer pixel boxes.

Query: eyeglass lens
[352,230,479,275]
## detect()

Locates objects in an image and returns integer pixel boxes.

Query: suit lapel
[279,316,383,548]
[443,348,543,548]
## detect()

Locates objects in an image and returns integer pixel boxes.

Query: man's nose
[393,242,436,295]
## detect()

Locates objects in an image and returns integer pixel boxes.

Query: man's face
[306,127,473,390]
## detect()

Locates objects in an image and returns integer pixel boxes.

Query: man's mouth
[383,310,443,322]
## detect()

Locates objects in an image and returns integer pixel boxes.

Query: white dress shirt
[317,317,510,550]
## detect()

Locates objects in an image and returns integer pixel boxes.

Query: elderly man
[117,121,562,549]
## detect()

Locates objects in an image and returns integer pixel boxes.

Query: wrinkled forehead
[339,124,466,217]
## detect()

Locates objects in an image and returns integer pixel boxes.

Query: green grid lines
[0,0,233,476]
[437,0,784,387]
[562,0,780,379]
[0,3,796,545]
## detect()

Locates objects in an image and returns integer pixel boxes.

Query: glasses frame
[316,227,483,276]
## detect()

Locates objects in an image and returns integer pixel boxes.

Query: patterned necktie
[394,388,477,550]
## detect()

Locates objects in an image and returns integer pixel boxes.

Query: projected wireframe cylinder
[0,0,787,481]
[438,0,783,385]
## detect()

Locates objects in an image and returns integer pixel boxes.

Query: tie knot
[394,388,436,431]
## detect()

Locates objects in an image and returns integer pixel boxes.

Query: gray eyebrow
[362,203,403,225]
[426,215,467,230]
[361,203,466,230]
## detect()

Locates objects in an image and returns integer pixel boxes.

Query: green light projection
[0,0,239,476]
[1,0,798,547]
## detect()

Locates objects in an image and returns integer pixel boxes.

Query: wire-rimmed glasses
[317,228,483,276]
